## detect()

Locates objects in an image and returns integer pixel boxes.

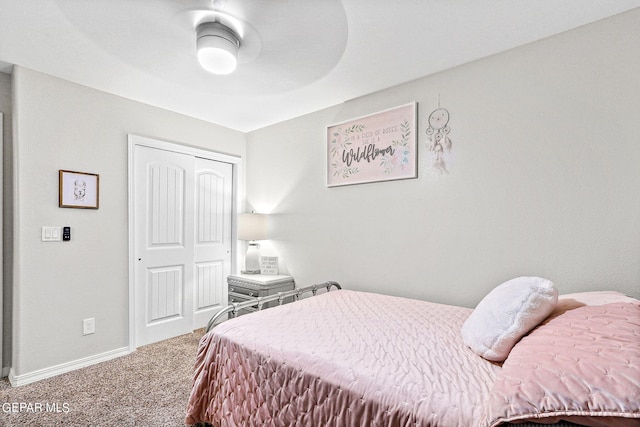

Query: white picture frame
[327,102,417,187]
[260,256,279,275]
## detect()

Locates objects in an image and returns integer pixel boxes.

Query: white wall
[11,67,246,377]
[246,9,640,307]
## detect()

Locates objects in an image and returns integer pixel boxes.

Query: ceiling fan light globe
[196,22,240,75]
[198,44,237,74]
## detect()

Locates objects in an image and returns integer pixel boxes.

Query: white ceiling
[1,0,639,132]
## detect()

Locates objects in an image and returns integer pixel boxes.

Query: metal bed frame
[206,281,342,332]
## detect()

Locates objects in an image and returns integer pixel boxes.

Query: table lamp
[238,213,267,274]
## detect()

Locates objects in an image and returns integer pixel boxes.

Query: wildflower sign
[327,102,417,187]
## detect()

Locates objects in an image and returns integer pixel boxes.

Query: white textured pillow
[461,276,558,362]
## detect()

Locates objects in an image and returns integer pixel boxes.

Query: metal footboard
[205,281,342,332]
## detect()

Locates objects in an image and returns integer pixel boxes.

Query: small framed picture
[260,256,279,275]
[59,170,99,209]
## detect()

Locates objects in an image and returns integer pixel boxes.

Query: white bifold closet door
[134,145,232,347]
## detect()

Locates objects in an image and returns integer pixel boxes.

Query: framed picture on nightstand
[260,256,279,275]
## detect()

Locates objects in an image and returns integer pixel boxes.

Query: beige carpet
[0,329,205,427]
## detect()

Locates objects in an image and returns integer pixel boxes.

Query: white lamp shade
[238,213,267,241]
[196,22,239,75]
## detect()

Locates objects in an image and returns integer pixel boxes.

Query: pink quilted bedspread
[186,290,500,427]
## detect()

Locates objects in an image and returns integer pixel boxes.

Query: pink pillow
[484,302,640,427]
[461,276,558,362]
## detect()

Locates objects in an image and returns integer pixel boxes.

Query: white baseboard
[8,346,131,387]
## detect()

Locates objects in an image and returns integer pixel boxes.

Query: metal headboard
[205,281,342,332]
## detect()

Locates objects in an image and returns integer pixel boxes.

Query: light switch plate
[42,226,62,242]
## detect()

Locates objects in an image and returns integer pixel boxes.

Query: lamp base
[243,242,261,275]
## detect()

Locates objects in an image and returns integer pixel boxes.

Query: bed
[185,278,640,427]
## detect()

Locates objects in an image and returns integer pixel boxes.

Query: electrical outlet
[83,318,95,335]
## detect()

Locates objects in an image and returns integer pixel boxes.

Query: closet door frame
[127,134,242,351]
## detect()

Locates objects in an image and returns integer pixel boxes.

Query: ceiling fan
[52,0,348,94]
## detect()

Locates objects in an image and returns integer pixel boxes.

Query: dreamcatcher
[426,99,452,174]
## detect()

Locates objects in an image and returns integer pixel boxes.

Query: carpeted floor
[0,329,205,427]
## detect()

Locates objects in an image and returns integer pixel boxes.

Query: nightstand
[227,274,296,316]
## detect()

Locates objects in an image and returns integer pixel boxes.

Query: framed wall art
[260,256,279,275]
[327,102,417,187]
[59,170,100,209]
